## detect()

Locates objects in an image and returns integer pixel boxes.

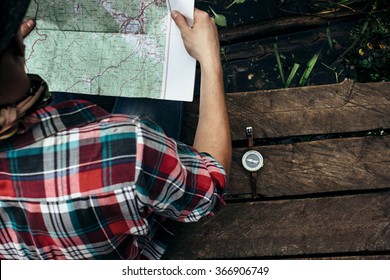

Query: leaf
[285,63,300,88]
[274,42,285,85]
[209,7,227,27]
[227,0,246,9]
[326,26,334,51]
[299,52,320,86]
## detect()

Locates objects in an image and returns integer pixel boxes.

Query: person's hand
[172,9,220,68]
[20,19,36,38]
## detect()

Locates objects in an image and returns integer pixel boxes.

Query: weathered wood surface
[181,80,390,144]
[174,80,390,259]
[172,1,390,260]
[164,192,390,259]
[302,255,390,260]
[229,135,390,197]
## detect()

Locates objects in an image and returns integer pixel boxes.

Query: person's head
[0,0,32,106]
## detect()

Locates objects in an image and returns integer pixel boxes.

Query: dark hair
[0,49,4,63]
[0,35,25,62]
[0,0,31,55]
[0,44,7,69]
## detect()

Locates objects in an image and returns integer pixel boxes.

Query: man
[0,0,231,259]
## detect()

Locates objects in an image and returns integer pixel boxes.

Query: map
[24,0,196,101]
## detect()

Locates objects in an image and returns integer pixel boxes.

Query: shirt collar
[0,74,51,140]
[0,90,110,152]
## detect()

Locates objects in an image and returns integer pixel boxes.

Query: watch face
[242,150,264,172]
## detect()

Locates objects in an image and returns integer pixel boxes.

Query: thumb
[20,19,36,38]
[171,10,190,32]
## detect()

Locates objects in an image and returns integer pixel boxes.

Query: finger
[20,19,36,38]
[171,10,190,32]
[193,8,202,18]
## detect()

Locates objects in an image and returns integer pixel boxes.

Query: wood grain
[163,192,390,259]
[229,135,390,197]
[181,80,390,143]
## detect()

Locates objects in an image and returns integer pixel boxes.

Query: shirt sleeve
[134,118,227,223]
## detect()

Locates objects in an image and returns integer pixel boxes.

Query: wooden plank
[302,255,390,260]
[181,80,390,143]
[163,192,390,259]
[229,135,390,197]
[227,80,390,140]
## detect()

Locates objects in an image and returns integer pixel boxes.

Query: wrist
[199,56,223,76]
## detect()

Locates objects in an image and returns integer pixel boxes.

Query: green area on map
[25,0,168,98]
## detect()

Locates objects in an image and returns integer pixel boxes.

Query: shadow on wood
[167,81,390,259]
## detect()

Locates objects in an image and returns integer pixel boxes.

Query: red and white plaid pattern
[0,100,227,259]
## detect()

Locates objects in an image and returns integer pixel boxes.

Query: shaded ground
[195,0,390,92]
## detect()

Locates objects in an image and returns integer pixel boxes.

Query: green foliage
[274,41,319,88]
[299,52,320,86]
[346,11,390,82]
[285,63,300,88]
[226,0,246,9]
[274,42,285,85]
[209,7,227,27]
[220,47,227,61]
[327,26,334,51]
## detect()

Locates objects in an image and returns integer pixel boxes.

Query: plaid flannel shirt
[0,100,227,259]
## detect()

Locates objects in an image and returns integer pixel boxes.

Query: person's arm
[172,9,231,175]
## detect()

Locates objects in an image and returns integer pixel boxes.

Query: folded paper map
[25,0,196,101]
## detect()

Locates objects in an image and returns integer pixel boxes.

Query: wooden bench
[163,79,390,259]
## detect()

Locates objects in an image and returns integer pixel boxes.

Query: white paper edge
[162,0,196,102]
